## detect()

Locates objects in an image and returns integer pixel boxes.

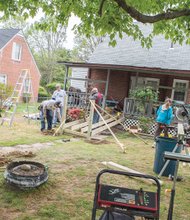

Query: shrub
[38,86,49,102]
[139,116,154,133]
[67,108,85,121]
[130,86,158,102]
[130,86,158,114]
[46,82,63,94]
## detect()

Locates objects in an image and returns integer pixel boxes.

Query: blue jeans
[40,109,53,131]
[93,111,100,124]
[53,107,63,125]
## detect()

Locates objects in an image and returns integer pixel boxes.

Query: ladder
[1,69,32,127]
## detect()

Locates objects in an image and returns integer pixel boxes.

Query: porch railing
[123,98,156,117]
[123,97,190,118]
[66,91,90,108]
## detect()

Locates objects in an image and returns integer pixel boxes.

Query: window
[130,77,160,90]
[0,74,7,84]
[171,79,189,103]
[145,78,160,89]
[24,78,31,93]
[12,42,22,61]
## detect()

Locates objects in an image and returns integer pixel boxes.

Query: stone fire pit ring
[4,161,48,188]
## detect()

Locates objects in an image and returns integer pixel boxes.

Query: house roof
[0,29,20,50]
[88,24,190,72]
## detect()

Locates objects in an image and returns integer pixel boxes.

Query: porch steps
[91,117,124,136]
[71,115,110,131]
[58,115,124,139]
[81,117,115,133]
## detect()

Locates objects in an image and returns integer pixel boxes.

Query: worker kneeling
[39,99,61,132]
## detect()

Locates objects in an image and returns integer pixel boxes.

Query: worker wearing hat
[90,87,103,124]
[39,99,61,132]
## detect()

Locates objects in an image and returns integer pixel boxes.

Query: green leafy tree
[0,15,29,31]
[130,86,158,132]
[72,33,104,61]
[27,19,69,85]
[130,86,158,114]
[130,86,158,103]
[1,1,190,47]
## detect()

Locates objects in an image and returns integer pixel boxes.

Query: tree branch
[113,0,190,23]
[99,0,107,16]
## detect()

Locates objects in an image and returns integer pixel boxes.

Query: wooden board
[63,119,84,129]
[71,115,109,131]
[91,118,124,136]
[81,117,114,133]
[71,121,89,131]
[102,161,163,185]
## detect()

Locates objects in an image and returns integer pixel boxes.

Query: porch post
[102,69,110,109]
[135,72,139,88]
[64,65,69,91]
[123,97,127,117]
[87,100,95,139]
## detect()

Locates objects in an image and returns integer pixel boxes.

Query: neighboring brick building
[62,24,190,106]
[0,29,40,100]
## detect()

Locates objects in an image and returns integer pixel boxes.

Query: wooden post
[123,97,127,117]
[53,95,68,136]
[135,72,139,88]
[87,100,95,139]
[147,101,153,117]
[102,69,110,109]
[61,95,68,123]
[90,100,125,152]
[64,66,69,90]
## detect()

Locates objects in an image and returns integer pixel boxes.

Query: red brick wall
[90,69,190,103]
[89,69,107,93]
[108,70,130,101]
[90,69,130,102]
[0,34,40,100]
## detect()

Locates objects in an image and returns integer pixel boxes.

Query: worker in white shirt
[52,83,66,126]
[39,99,61,132]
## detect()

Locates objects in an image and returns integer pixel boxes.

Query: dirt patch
[0,142,54,166]
[0,157,10,166]
[0,152,36,167]
[0,142,54,156]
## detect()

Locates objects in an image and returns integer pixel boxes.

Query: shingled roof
[89,24,190,71]
[0,29,20,50]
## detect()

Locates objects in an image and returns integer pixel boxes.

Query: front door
[171,79,189,103]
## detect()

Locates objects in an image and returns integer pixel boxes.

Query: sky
[29,12,81,50]
[63,15,81,49]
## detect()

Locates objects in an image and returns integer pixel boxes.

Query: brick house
[62,24,190,108]
[0,29,40,99]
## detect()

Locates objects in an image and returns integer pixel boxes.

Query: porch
[59,62,190,108]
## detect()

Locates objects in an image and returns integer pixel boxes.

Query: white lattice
[124,118,177,137]
[123,118,139,128]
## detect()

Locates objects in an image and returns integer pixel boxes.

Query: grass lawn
[0,112,190,220]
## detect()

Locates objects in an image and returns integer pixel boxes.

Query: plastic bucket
[153,137,181,177]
